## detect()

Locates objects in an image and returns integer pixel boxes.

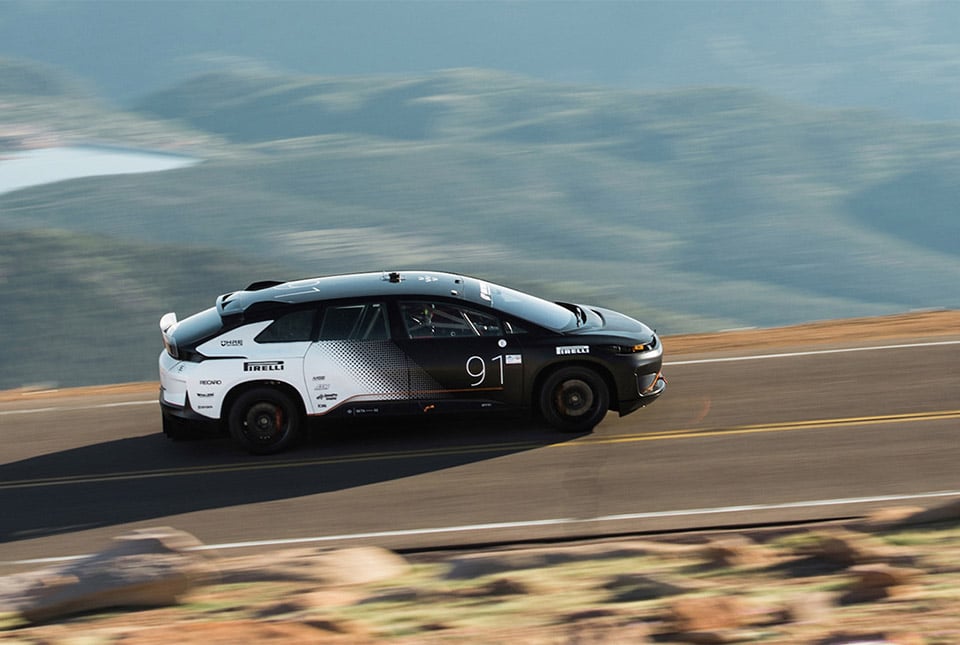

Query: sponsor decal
[556,345,590,356]
[314,383,331,391]
[220,339,243,347]
[312,375,326,381]
[505,354,522,365]
[348,406,380,416]
[197,405,214,410]
[244,360,284,372]
[196,392,214,398]
[324,393,339,401]
[199,379,222,386]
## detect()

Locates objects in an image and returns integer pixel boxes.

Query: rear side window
[256,309,316,343]
[400,301,502,338]
[319,303,389,341]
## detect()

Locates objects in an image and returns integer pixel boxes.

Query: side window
[400,301,502,338]
[255,309,316,343]
[319,303,389,341]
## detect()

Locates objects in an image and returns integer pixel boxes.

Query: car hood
[564,305,657,341]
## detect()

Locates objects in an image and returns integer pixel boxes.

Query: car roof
[218,271,477,315]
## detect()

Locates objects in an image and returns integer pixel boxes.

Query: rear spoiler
[159,312,178,333]
[160,312,179,359]
[216,280,286,316]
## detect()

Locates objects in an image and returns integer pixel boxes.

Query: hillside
[2,65,960,387]
[0,230,284,389]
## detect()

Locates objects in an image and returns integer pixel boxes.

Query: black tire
[228,387,302,454]
[538,366,609,433]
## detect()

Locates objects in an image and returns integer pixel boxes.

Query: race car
[159,271,665,453]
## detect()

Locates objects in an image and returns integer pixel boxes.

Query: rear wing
[160,312,178,333]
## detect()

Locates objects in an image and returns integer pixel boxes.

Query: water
[0,145,200,195]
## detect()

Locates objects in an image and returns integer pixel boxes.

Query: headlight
[612,337,659,354]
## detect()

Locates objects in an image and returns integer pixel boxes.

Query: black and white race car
[159,271,665,453]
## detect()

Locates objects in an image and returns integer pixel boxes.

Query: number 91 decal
[466,355,505,387]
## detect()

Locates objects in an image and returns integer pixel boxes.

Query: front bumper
[618,371,667,416]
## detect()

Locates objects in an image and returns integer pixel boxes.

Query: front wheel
[538,366,609,433]
[228,388,302,454]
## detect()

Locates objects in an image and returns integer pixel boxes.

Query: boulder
[218,545,408,585]
[840,563,922,604]
[699,535,772,568]
[0,527,216,624]
[444,540,692,579]
[665,595,752,632]
[793,529,914,567]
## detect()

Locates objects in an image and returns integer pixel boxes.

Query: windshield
[475,280,577,331]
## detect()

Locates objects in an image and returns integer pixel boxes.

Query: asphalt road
[2,338,959,569]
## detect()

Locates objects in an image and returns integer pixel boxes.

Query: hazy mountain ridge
[0,57,92,99]
[2,64,959,388]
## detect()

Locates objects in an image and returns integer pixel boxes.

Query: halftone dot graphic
[319,341,440,400]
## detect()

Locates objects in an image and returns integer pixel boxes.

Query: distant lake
[0,145,200,196]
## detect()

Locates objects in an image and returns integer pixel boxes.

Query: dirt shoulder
[664,309,960,357]
[4,507,960,644]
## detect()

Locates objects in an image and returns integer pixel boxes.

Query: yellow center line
[2,410,957,490]
[569,409,960,447]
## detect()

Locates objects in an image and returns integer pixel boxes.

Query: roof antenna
[388,272,402,283]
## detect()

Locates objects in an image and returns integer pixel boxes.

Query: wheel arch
[223,379,308,421]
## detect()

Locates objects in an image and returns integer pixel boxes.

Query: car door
[396,299,525,411]
[302,300,411,416]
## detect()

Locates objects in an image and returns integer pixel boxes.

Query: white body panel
[159,321,312,420]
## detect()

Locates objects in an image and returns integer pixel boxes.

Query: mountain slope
[3,67,960,387]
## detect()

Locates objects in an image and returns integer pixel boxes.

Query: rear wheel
[228,387,302,454]
[538,366,609,433]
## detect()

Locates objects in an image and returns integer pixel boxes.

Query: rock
[0,527,216,624]
[218,545,408,585]
[840,563,922,604]
[665,595,751,632]
[794,529,913,567]
[699,535,772,568]
[444,540,689,579]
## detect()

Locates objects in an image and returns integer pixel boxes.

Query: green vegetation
[2,61,960,388]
